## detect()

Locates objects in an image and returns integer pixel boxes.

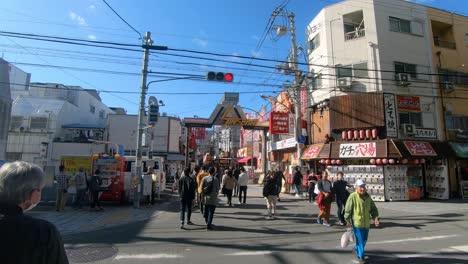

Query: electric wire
[101,0,142,39]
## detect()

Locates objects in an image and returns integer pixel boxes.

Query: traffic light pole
[134,31,151,208]
[289,13,303,167]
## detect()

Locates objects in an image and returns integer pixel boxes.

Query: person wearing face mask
[0,161,69,264]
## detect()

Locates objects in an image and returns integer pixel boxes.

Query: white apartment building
[306,0,440,138]
[0,58,31,161]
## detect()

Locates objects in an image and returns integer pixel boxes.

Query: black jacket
[0,202,69,264]
[178,175,196,200]
[293,171,302,185]
[333,180,350,201]
[263,177,278,197]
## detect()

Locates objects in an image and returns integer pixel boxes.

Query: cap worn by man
[354,179,366,187]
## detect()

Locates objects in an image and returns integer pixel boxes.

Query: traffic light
[206,71,234,82]
[148,104,159,124]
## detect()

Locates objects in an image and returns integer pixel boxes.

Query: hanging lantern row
[318,159,342,165]
[342,129,379,141]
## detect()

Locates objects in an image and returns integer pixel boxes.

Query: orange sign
[301,144,323,160]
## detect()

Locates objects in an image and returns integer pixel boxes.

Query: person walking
[73,167,87,210]
[238,167,249,205]
[333,172,351,226]
[0,161,69,264]
[274,169,286,202]
[200,167,220,230]
[55,165,69,212]
[317,170,333,226]
[307,171,318,203]
[89,169,103,211]
[263,172,279,219]
[178,167,197,229]
[196,166,210,215]
[345,179,380,263]
[221,170,237,206]
[293,167,303,198]
[233,166,240,197]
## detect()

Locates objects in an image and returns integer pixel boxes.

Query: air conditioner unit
[443,81,455,93]
[337,77,353,88]
[401,123,416,134]
[395,73,410,86]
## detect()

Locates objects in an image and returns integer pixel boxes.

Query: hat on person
[354,179,366,187]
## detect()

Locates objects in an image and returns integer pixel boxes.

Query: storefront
[447,142,468,199]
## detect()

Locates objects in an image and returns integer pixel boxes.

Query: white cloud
[192,37,208,48]
[251,35,260,41]
[250,50,262,58]
[69,11,87,26]
[88,4,97,12]
[230,53,242,62]
[87,35,97,40]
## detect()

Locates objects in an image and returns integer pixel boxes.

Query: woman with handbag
[221,170,237,207]
[316,170,333,226]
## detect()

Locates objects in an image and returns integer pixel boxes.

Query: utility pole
[289,13,303,167]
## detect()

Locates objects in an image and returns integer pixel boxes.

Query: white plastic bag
[314,184,320,195]
[340,228,354,248]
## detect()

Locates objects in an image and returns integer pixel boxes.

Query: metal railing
[344,29,366,41]
[434,37,456,49]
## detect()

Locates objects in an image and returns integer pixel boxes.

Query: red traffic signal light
[206,71,234,82]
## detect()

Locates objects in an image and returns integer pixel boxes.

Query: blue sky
[0,0,465,119]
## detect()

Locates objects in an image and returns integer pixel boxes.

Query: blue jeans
[73,189,86,209]
[353,227,370,259]
[336,198,346,222]
[180,198,193,224]
[204,204,216,227]
[294,184,301,195]
[239,186,247,204]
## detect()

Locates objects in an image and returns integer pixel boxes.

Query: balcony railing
[434,37,456,49]
[345,29,366,41]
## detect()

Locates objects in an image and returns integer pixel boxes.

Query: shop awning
[448,142,468,158]
[403,141,437,156]
[301,143,326,160]
[237,157,253,163]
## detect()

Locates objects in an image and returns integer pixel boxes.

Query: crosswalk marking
[225,251,273,256]
[114,254,183,260]
[368,234,459,244]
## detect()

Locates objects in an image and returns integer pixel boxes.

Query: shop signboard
[397,95,421,112]
[270,111,290,134]
[339,142,377,158]
[414,128,437,139]
[384,93,398,137]
[60,156,92,174]
[403,141,437,156]
[301,144,323,160]
[271,137,297,151]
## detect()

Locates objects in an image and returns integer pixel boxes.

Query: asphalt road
[63,186,468,264]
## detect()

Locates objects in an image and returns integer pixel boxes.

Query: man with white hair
[344,179,380,264]
[0,161,69,264]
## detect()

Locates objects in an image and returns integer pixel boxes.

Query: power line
[101,0,142,39]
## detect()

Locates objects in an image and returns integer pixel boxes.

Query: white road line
[225,251,273,256]
[451,245,468,252]
[114,254,183,260]
[368,234,459,245]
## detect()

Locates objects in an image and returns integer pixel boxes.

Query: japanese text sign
[397,95,421,112]
[403,141,437,156]
[270,111,289,134]
[339,142,377,158]
[301,144,323,160]
[384,94,398,137]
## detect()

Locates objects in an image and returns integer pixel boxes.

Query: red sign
[397,95,421,112]
[301,144,323,160]
[270,111,289,134]
[403,141,437,156]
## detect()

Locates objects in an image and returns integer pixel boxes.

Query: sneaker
[316,218,323,224]
[339,221,346,226]
[265,216,273,220]
[206,225,213,230]
[295,194,300,198]
[180,222,184,229]
[323,222,332,227]
[187,221,194,225]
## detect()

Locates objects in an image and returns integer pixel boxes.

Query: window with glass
[30,117,48,129]
[90,105,96,114]
[336,62,368,78]
[312,74,322,89]
[395,62,417,79]
[399,112,422,127]
[389,17,411,34]
[308,34,320,52]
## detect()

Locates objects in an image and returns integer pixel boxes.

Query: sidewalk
[27,192,177,235]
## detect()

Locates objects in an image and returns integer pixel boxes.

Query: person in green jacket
[344,179,380,264]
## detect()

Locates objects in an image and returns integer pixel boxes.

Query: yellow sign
[61,156,92,174]
[221,103,259,127]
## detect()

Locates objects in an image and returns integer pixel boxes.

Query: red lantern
[376,159,382,165]
[370,159,376,164]
[413,159,420,165]
[319,159,324,164]
[336,159,342,165]
[342,131,348,141]
[372,128,378,139]
[353,130,359,141]
[436,159,443,165]
[365,129,371,139]
[325,159,331,165]
[382,158,388,164]
[401,159,408,164]
[389,159,395,164]
[348,130,353,140]
[359,130,365,140]
[331,160,336,164]
[420,158,426,164]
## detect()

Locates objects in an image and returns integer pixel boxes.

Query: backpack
[263,178,276,197]
[202,176,214,195]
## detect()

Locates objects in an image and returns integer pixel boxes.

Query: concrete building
[0,58,31,161]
